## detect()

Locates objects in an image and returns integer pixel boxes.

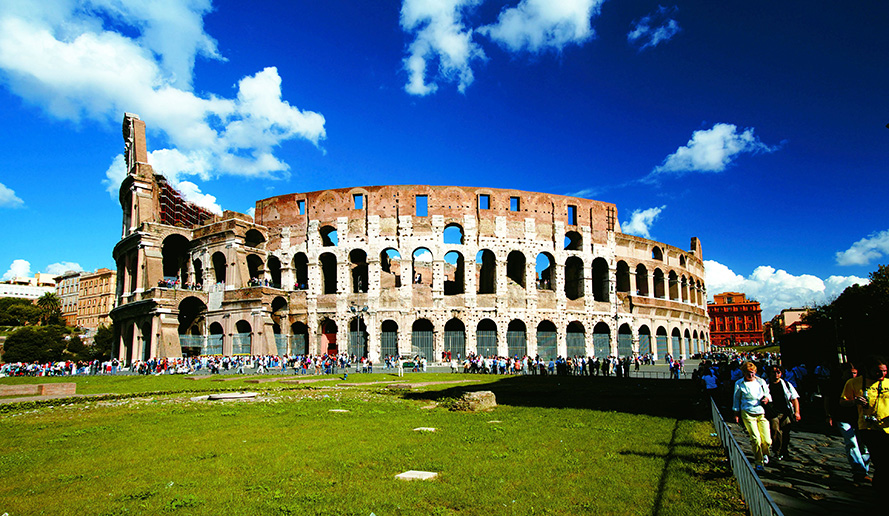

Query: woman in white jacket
[733,361,773,471]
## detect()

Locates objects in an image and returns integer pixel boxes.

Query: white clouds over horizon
[0,181,24,208]
[647,123,777,181]
[0,0,326,206]
[401,0,603,95]
[628,5,681,51]
[621,205,665,239]
[704,260,867,320]
[1,259,83,281]
[835,229,889,266]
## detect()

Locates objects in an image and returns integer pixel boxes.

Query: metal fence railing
[709,398,784,516]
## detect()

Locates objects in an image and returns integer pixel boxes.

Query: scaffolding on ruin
[157,179,214,228]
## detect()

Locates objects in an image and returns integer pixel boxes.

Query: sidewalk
[728,422,877,515]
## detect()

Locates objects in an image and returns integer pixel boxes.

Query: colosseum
[111,113,710,364]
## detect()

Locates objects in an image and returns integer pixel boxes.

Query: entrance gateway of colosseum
[110,113,710,364]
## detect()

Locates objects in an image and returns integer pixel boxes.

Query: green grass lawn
[0,374,744,516]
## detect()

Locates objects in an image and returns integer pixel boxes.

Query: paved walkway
[728,422,877,515]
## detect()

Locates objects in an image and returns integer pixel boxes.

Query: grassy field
[0,374,744,516]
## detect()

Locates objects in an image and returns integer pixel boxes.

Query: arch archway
[638,325,652,356]
[443,223,464,244]
[212,251,227,284]
[348,315,368,358]
[290,322,309,355]
[506,251,526,288]
[381,320,399,358]
[507,319,527,358]
[616,261,630,293]
[321,319,338,355]
[444,319,465,359]
[444,251,464,295]
[653,268,665,299]
[350,249,368,293]
[234,320,252,355]
[592,257,609,302]
[245,229,266,249]
[536,252,554,290]
[476,250,496,294]
[671,328,682,358]
[267,255,282,288]
[412,248,432,286]
[476,319,498,357]
[656,326,669,360]
[617,323,633,357]
[411,319,435,359]
[565,256,584,300]
[319,253,337,294]
[293,253,308,290]
[537,320,557,360]
[208,322,224,355]
[567,321,585,357]
[246,254,264,284]
[162,234,190,285]
[320,226,337,247]
[380,248,402,288]
[565,231,582,251]
[593,322,610,358]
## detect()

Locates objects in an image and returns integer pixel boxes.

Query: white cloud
[647,123,777,181]
[621,205,665,239]
[174,181,223,215]
[704,259,868,319]
[480,0,603,54]
[0,181,24,208]
[2,259,31,280]
[413,249,433,262]
[400,0,485,96]
[835,229,889,266]
[45,261,83,276]
[627,5,681,51]
[0,1,325,192]
[246,207,255,220]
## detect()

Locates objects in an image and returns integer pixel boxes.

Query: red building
[708,292,764,347]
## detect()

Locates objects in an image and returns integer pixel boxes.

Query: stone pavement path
[728,423,877,515]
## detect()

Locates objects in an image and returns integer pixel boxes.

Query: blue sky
[1,0,887,319]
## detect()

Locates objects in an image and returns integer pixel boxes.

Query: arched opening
[320,226,338,247]
[267,255,282,288]
[207,322,224,355]
[680,255,687,267]
[592,257,609,302]
[507,319,527,358]
[615,261,630,293]
[653,268,665,299]
[656,327,668,360]
[293,253,308,290]
[564,231,582,251]
[536,320,557,360]
[271,296,288,314]
[321,319,338,355]
[234,320,252,355]
[685,329,693,356]
[652,247,663,261]
[617,323,633,357]
[192,259,204,288]
[443,224,464,244]
[290,322,309,355]
[162,234,190,285]
[696,280,703,305]
[565,256,584,300]
[443,251,464,295]
[593,322,611,358]
[444,318,465,359]
[635,264,649,296]
[671,328,682,358]
[476,319,498,357]
[476,249,496,294]
[319,253,337,294]
[177,297,207,337]
[668,270,679,301]
[506,251,526,288]
[380,248,402,288]
[566,321,585,357]
[245,229,266,249]
[246,254,264,285]
[212,251,227,284]
[638,325,652,357]
[273,323,286,356]
[411,319,434,359]
[349,249,368,293]
[381,320,399,358]
[412,248,432,286]
[348,315,368,358]
[536,253,554,290]
[680,275,688,303]
[141,322,153,361]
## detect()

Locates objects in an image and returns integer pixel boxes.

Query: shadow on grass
[400,375,711,420]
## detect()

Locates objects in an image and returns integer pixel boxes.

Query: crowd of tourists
[699,351,887,488]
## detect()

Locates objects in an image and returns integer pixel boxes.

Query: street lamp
[349,304,368,360]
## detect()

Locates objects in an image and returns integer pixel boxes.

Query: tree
[0,297,38,326]
[91,325,114,361]
[36,292,62,326]
[1,326,67,363]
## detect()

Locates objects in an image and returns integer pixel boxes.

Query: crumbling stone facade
[111,113,709,363]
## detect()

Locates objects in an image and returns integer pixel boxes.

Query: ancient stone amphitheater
[111,114,709,363]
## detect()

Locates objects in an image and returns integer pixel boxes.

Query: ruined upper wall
[255,185,618,239]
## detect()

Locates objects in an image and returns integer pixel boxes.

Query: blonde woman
[733,361,773,471]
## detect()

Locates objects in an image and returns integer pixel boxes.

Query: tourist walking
[841,355,889,488]
[734,361,773,471]
[766,366,801,461]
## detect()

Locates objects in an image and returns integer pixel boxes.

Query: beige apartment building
[77,268,116,333]
[54,270,81,326]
